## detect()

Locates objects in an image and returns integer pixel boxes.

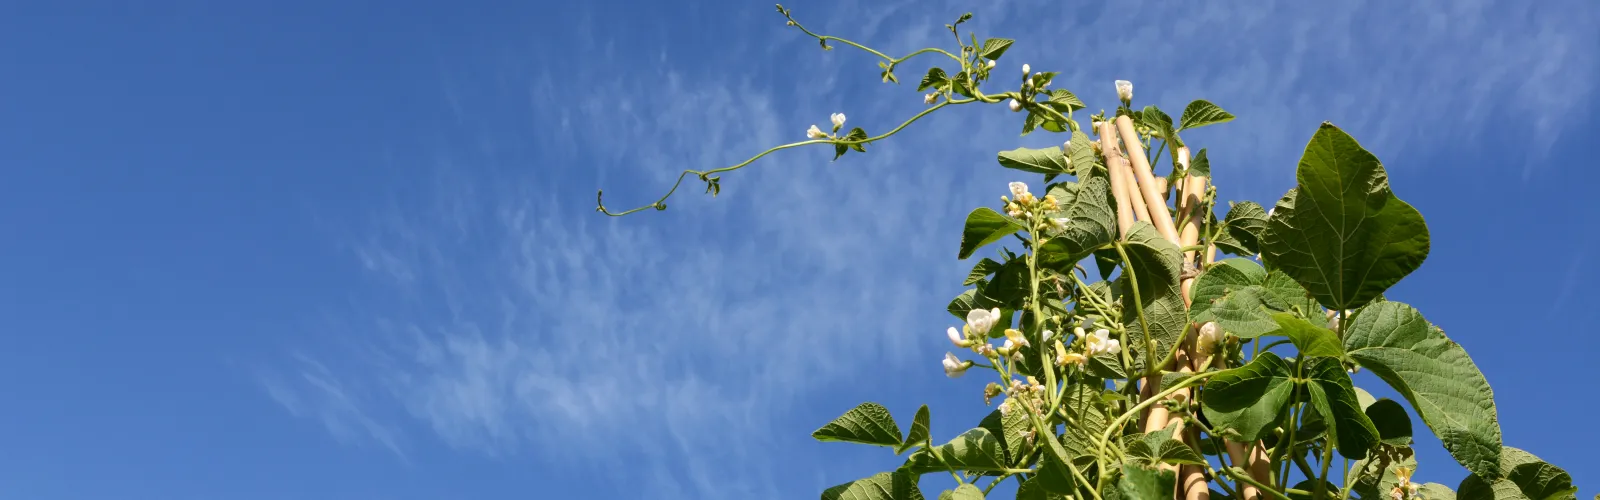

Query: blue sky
[1,0,1596,498]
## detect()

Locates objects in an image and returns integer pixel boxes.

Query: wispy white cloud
[260,1,1596,498]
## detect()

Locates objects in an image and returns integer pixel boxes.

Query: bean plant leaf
[1049,89,1086,112]
[822,470,926,500]
[1200,351,1294,441]
[1195,286,1280,339]
[897,405,931,454]
[900,428,1007,474]
[1118,464,1177,500]
[1127,422,1206,466]
[1350,448,1416,500]
[1302,356,1379,460]
[1421,483,1458,500]
[1222,201,1269,256]
[1117,223,1188,373]
[1067,131,1099,180]
[1189,148,1211,177]
[1344,301,1502,479]
[997,146,1071,175]
[1261,123,1431,311]
[1178,99,1235,130]
[980,38,1015,61]
[1263,270,1325,324]
[1365,398,1414,446]
[947,484,985,500]
[1058,383,1109,463]
[1457,447,1577,500]
[959,207,1022,259]
[918,68,949,92]
[947,289,978,321]
[1037,177,1117,271]
[977,406,1031,467]
[813,402,903,447]
[965,258,1004,286]
[1031,433,1080,494]
[1269,313,1344,358]
[1014,477,1069,500]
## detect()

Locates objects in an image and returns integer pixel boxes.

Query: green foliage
[1344,301,1503,479]
[1261,123,1430,311]
[600,10,1570,499]
[822,471,926,500]
[1457,447,1577,500]
[814,402,904,448]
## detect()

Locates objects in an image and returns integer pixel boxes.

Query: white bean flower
[1196,322,1220,361]
[1004,328,1030,348]
[1086,328,1121,356]
[1008,99,1023,112]
[830,112,847,131]
[1115,80,1133,103]
[1051,217,1071,231]
[967,307,1001,336]
[986,59,996,70]
[924,93,937,105]
[806,124,827,139]
[1009,181,1031,200]
[942,353,970,378]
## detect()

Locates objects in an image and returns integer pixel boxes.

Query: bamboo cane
[1115,115,1181,243]
[1124,162,1154,223]
[1099,121,1135,239]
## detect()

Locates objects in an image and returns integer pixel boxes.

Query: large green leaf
[1458,447,1577,500]
[997,146,1070,175]
[1263,270,1324,324]
[977,407,1031,467]
[1269,313,1344,358]
[813,402,903,447]
[1178,99,1235,130]
[1014,477,1069,500]
[1344,301,1502,479]
[1118,464,1177,500]
[1066,131,1099,180]
[1195,286,1280,339]
[946,484,985,500]
[822,471,926,500]
[1118,223,1188,372]
[1200,351,1294,441]
[897,405,931,454]
[959,207,1022,259]
[1032,433,1080,495]
[1058,383,1110,464]
[917,67,948,92]
[965,258,1004,286]
[1302,356,1379,460]
[1365,398,1414,446]
[1037,177,1116,271]
[1260,123,1431,311]
[900,428,1007,474]
[1221,201,1269,256]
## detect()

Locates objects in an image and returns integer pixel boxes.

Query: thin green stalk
[1314,438,1335,499]
[1226,467,1293,500]
[599,98,973,216]
[1094,371,1220,464]
[1028,221,1058,411]
[1112,243,1156,374]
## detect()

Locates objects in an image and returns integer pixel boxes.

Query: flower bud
[1008,99,1023,112]
[806,124,827,139]
[984,382,1003,405]
[1115,80,1133,103]
[985,59,996,70]
[830,112,846,131]
[1041,329,1055,342]
[947,326,969,347]
[1195,322,1219,361]
[976,343,997,358]
[924,93,937,105]
[1022,63,1031,74]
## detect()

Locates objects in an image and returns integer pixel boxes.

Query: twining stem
[1028,220,1058,411]
[1314,438,1334,499]
[1225,468,1294,500]
[598,98,974,216]
[1094,370,1219,471]
[778,8,961,64]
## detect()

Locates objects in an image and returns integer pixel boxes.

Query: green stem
[598,98,974,216]
[1314,439,1334,499]
[1094,370,1220,464]
[1225,467,1294,500]
[1028,222,1058,411]
[1113,243,1156,374]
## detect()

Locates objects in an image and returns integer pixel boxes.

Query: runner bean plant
[596,6,1579,500]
